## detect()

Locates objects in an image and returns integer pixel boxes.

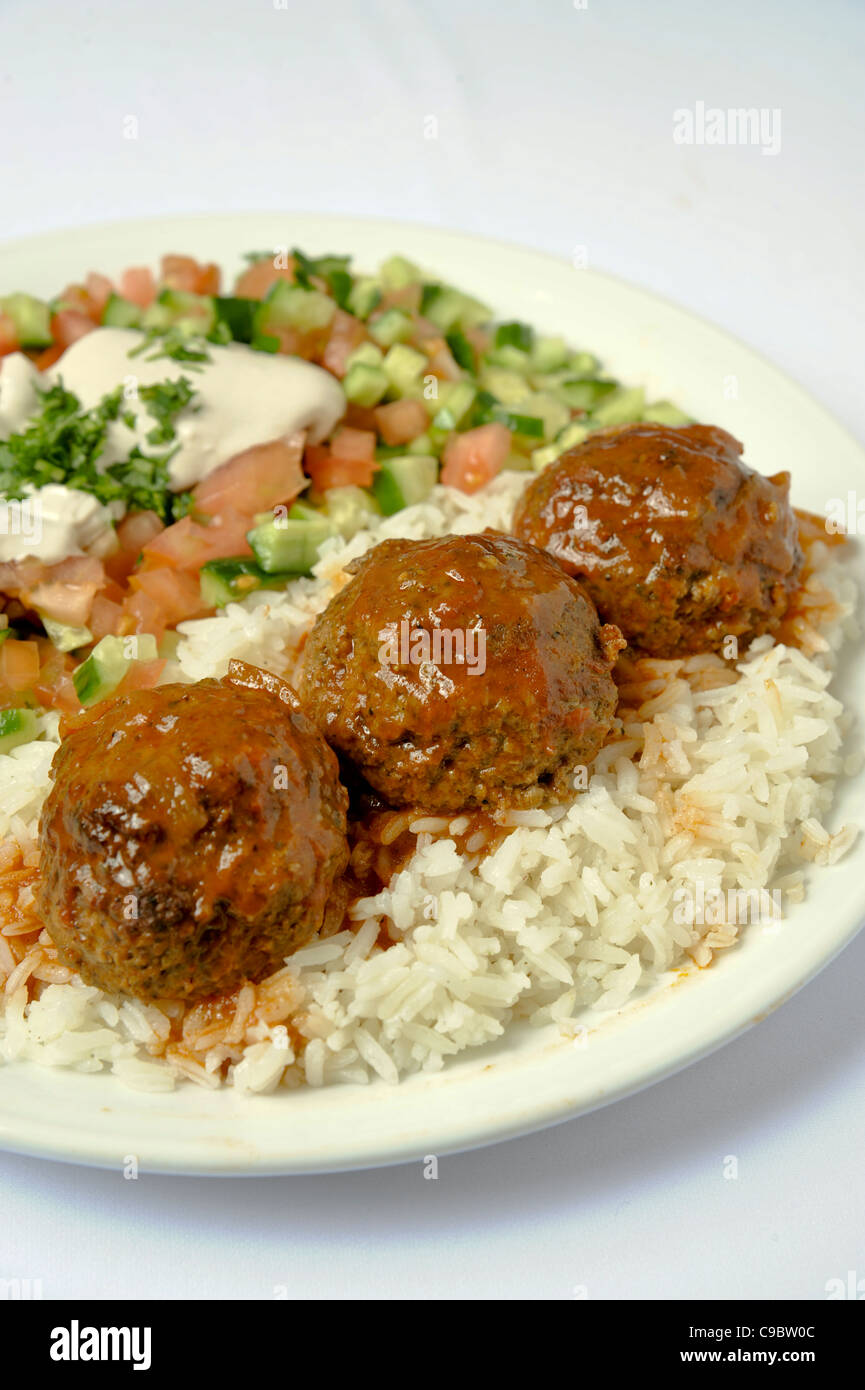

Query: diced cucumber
[642,400,692,426]
[445,328,476,371]
[531,421,591,471]
[343,361,389,407]
[420,282,490,332]
[379,256,422,290]
[39,615,93,653]
[346,276,382,320]
[406,431,435,455]
[214,296,257,343]
[73,634,158,707]
[494,320,534,353]
[345,341,384,370]
[322,486,381,539]
[484,343,532,372]
[530,336,570,373]
[369,308,413,347]
[553,378,618,411]
[519,392,570,442]
[382,343,427,395]
[0,293,52,348]
[590,386,646,427]
[478,365,532,406]
[569,350,601,375]
[246,516,336,575]
[287,499,321,522]
[431,381,477,431]
[372,455,438,516]
[102,293,143,329]
[200,557,294,608]
[256,282,335,336]
[142,289,217,337]
[0,708,39,755]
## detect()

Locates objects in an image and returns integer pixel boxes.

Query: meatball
[38,660,349,1001]
[299,531,624,812]
[513,423,803,658]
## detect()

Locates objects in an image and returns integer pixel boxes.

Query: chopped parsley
[291,248,354,307]
[0,378,198,523]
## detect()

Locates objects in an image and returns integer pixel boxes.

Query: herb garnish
[0,378,198,523]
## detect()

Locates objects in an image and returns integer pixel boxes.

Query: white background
[1,0,863,1300]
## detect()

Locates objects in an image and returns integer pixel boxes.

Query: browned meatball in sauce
[513,423,803,658]
[38,660,349,1001]
[300,531,624,812]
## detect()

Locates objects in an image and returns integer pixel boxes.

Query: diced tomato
[441,422,511,494]
[32,343,65,370]
[119,589,166,642]
[115,658,167,696]
[304,445,378,492]
[84,273,114,319]
[234,257,296,300]
[342,402,380,432]
[129,568,206,624]
[328,426,376,464]
[141,507,253,571]
[24,581,99,626]
[0,639,40,692]
[32,649,79,713]
[322,309,367,378]
[194,436,306,519]
[379,284,422,313]
[105,510,165,582]
[119,266,157,309]
[89,594,124,640]
[51,309,96,351]
[0,313,19,357]
[374,399,429,446]
[160,255,221,296]
[425,343,462,382]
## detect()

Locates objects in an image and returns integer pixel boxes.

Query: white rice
[0,471,859,1091]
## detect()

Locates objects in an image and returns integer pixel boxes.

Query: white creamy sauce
[0,328,346,564]
[0,484,122,566]
[52,327,346,490]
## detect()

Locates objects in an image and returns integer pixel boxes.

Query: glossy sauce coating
[300,531,623,811]
[513,423,803,657]
[38,661,349,1001]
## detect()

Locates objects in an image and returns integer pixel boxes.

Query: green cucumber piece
[246,517,336,575]
[345,342,384,370]
[142,289,217,336]
[200,557,294,608]
[322,486,381,539]
[445,328,476,371]
[255,282,335,336]
[379,256,422,290]
[382,343,427,396]
[478,365,532,406]
[39,615,93,653]
[553,378,618,411]
[0,708,39,755]
[530,336,570,373]
[372,455,438,515]
[0,293,52,348]
[590,386,646,427]
[73,634,158,707]
[431,381,477,431]
[102,293,143,329]
[214,296,257,343]
[369,308,413,347]
[494,320,534,353]
[642,400,692,426]
[346,277,382,320]
[343,361,389,407]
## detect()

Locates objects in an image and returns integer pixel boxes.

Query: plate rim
[0,209,863,1175]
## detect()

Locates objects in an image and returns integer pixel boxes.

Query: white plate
[0,213,863,1175]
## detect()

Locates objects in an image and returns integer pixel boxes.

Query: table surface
[1,0,863,1301]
